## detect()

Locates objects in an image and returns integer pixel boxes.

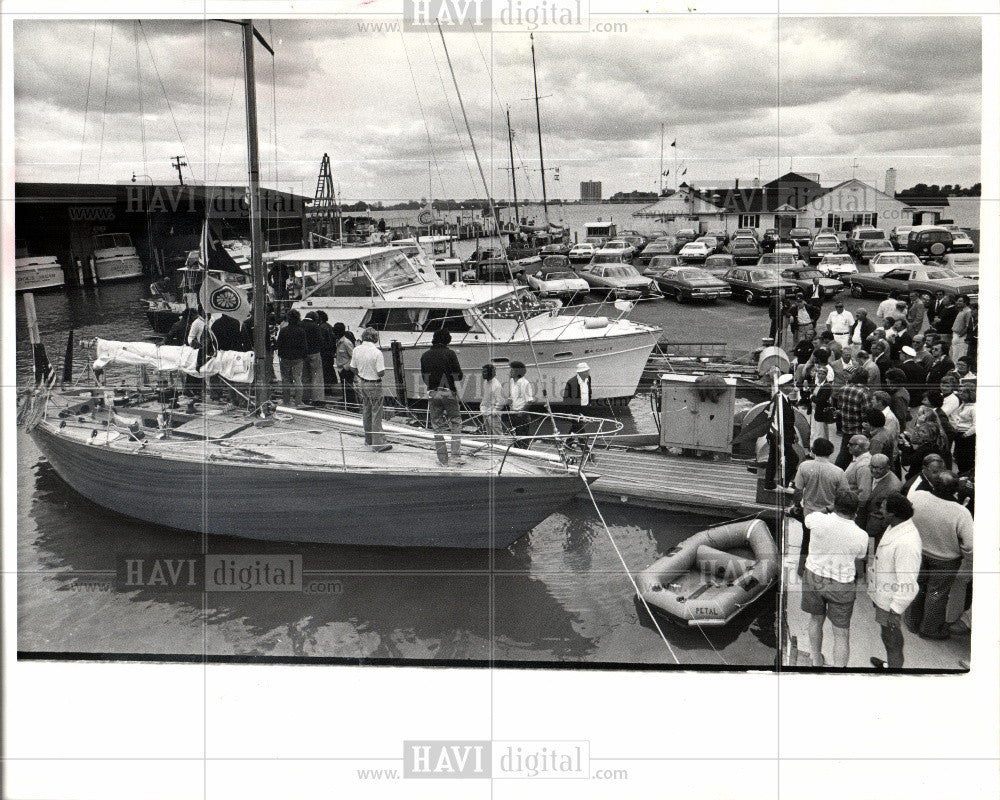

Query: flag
[199,273,251,323]
[681,168,687,176]
[663,169,670,176]
[671,140,676,147]
[197,220,209,268]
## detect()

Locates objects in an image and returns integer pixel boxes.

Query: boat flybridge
[278,246,661,406]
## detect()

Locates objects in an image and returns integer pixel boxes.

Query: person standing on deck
[300,312,325,405]
[275,310,306,408]
[350,328,391,452]
[869,492,922,669]
[506,361,535,448]
[563,362,594,453]
[334,326,356,409]
[480,364,505,437]
[800,489,869,668]
[421,329,464,466]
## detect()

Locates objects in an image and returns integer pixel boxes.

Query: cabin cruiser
[279,246,660,405]
[15,253,65,292]
[91,232,144,282]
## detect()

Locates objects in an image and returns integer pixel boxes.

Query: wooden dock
[585,447,784,518]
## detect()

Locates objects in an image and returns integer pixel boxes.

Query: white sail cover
[92,339,255,383]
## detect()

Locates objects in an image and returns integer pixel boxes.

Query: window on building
[827,213,844,231]
[851,213,878,228]
[814,218,823,228]
[738,214,760,228]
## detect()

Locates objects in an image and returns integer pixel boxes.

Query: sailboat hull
[30,422,583,549]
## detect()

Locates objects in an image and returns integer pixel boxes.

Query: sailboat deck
[42,399,565,479]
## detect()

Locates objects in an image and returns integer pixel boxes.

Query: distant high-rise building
[580,180,602,202]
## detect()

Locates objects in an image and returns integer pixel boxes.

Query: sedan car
[526,264,590,302]
[760,228,780,252]
[939,252,979,278]
[599,240,636,261]
[678,241,713,262]
[652,266,731,302]
[538,242,571,257]
[730,236,762,264]
[848,266,978,302]
[855,238,895,264]
[567,242,597,263]
[674,229,699,248]
[733,227,759,241]
[695,235,721,254]
[579,263,661,298]
[809,233,842,262]
[757,252,801,270]
[778,266,844,298]
[641,254,683,275]
[943,225,975,253]
[704,253,736,277]
[634,238,677,267]
[868,251,924,274]
[816,253,857,277]
[722,267,799,305]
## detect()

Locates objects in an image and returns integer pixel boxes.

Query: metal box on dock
[658,373,736,454]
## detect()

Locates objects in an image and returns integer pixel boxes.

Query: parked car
[538,242,571,257]
[730,235,762,264]
[705,230,729,247]
[579,262,661,298]
[587,251,628,268]
[816,227,837,237]
[722,267,799,305]
[868,251,924,273]
[817,253,858,277]
[641,254,683,275]
[809,233,842,262]
[674,229,699,249]
[599,240,636,261]
[778,266,844,298]
[526,264,590,302]
[695,235,722,254]
[757,252,801,270]
[760,228,780,252]
[634,238,677,267]
[678,241,713,262]
[855,238,895,264]
[943,225,975,253]
[847,265,978,302]
[733,227,759,241]
[788,227,813,248]
[652,266,732,302]
[772,242,803,261]
[846,227,888,259]
[568,242,597,263]
[704,253,736,277]
[619,233,648,252]
[939,252,979,278]
[906,226,953,259]
[889,225,914,250]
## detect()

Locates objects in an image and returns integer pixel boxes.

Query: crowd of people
[764,288,977,670]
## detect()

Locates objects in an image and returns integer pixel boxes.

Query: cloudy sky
[13,14,982,203]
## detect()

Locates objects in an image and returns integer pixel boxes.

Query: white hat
[577,362,590,373]
[901,346,917,357]
[777,373,794,386]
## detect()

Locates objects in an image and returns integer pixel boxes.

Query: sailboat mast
[242,19,269,406]
[530,33,549,225]
[659,123,664,195]
[506,107,520,225]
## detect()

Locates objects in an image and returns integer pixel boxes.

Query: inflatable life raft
[637,519,780,626]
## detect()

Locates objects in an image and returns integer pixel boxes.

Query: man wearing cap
[764,373,799,491]
[562,363,593,407]
[349,327,391,452]
[826,301,855,350]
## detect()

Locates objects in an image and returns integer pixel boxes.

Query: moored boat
[637,519,779,626]
[15,254,66,292]
[92,232,145,282]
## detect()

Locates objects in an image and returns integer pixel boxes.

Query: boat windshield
[284,250,424,300]
[94,233,133,250]
[477,288,548,320]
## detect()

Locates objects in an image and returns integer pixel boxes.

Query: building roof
[894,192,950,208]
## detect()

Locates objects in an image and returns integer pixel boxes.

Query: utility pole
[171,155,187,185]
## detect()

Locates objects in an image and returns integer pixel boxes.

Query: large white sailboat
[279,245,660,404]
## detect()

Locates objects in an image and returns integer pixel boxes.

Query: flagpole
[659,124,664,195]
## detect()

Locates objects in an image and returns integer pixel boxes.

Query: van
[906,226,953,258]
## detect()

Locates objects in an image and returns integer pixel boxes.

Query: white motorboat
[92,232,144,282]
[15,254,65,292]
[279,245,661,405]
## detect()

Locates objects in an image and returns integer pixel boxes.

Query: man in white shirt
[506,361,535,447]
[480,363,506,437]
[349,327,391,451]
[800,489,870,667]
[826,301,855,349]
[869,492,922,668]
[875,294,900,326]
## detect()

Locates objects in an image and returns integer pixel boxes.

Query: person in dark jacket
[276,310,307,407]
[315,310,338,394]
[164,309,196,346]
[211,313,243,352]
[420,329,464,465]
[300,312,326,404]
[764,374,800,490]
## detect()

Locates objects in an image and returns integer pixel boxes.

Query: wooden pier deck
[585,447,783,517]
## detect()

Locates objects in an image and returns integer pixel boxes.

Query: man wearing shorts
[801,489,869,667]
